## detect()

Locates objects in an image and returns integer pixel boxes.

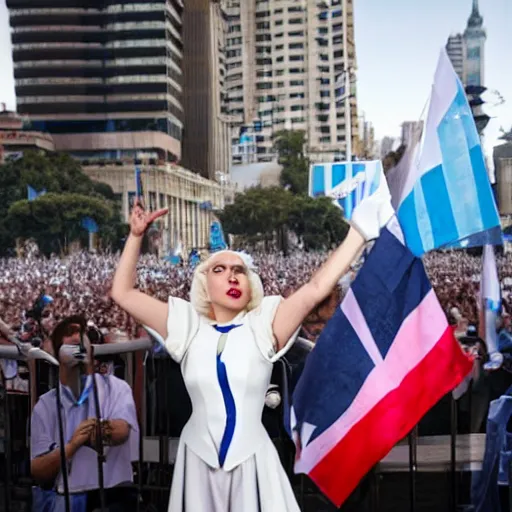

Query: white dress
[146,295,301,512]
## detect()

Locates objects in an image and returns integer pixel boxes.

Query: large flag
[290,223,473,507]
[479,245,502,370]
[309,160,384,220]
[387,49,501,256]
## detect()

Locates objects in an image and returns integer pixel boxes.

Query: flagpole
[342,0,352,163]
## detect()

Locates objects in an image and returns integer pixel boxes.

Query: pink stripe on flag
[295,288,449,474]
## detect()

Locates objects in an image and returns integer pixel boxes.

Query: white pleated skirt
[168,438,301,512]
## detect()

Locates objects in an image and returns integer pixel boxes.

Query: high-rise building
[6,0,237,252]
[446,34,465,81]
[445,0,486,87]
[359,117,376,160]
[7,0,185,164]
[225,0,359,164]
[181,0,232,179]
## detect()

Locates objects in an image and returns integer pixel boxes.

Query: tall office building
[446,34,465,81]
[7,0,185,164]
[225,0,359,164]
[181,0,232,179]
[445,0,486,87]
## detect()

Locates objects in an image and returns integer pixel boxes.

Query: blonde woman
[112,190,393,511]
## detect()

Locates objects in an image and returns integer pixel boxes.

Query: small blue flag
[27,185,46,201]
[81,217,98,234]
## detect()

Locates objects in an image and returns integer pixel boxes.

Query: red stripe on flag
[309,326,473,507]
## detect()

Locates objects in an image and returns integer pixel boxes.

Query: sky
[0,0,510,160]
[353,0,511,158]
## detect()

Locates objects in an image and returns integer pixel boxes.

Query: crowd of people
[0,248,511,341]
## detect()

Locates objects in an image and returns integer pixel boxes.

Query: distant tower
[463,0,486,86]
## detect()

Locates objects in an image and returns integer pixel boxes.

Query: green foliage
[8,193,114,255]
[219,186,348,252]
[275,130,309,195]
[0,151,125,256]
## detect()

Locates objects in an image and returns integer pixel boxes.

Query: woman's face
[205,253,252,316]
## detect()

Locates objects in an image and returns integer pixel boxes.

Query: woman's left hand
[351,173,395,241]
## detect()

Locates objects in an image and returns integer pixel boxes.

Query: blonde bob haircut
[189,250,264,318]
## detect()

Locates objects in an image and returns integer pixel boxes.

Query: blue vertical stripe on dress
[213,324,242,467]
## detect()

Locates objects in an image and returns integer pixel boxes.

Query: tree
[0,151,124,255]
[8,193,115,256]
[219,186,348,252]
[275,130,309,195]
[288,195,349,251]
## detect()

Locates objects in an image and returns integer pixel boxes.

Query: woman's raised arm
[272,179,395,349]
[111,201,169,339]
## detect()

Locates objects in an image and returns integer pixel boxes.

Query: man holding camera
[30,315,139,512]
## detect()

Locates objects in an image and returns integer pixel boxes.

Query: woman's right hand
[130,199,168,237]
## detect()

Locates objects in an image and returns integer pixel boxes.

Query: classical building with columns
[84,162,234,254]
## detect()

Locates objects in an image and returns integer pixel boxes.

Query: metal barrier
[1,344,511,512]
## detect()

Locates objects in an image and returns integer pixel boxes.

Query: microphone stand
[81,331,107,512]
[92,337,153,511]
[54,368,71,512]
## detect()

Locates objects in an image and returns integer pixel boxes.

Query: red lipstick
[227,288,242,299]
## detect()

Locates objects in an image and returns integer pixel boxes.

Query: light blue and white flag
[387,49,501,256]
[479,244,503,370]
[309,160,384,220]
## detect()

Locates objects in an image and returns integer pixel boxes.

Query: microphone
[59,344,90,368]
